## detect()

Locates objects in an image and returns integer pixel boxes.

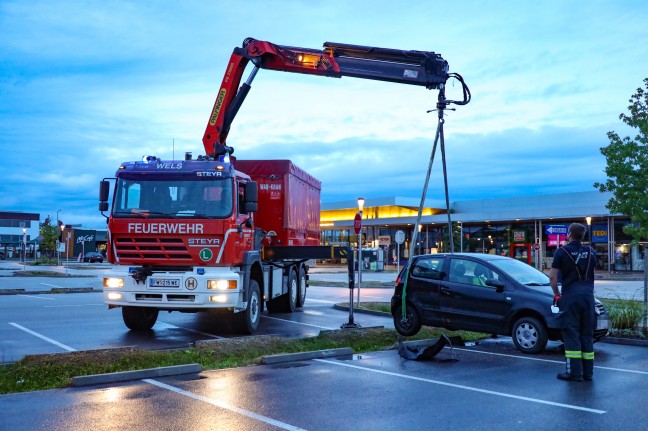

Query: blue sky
[1,0,647,229]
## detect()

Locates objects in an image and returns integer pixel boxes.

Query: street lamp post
[459,222,463,252]
[22,227,27,267]
[58,223,64,265]
[356,197,364,305]
[586,216,592,245]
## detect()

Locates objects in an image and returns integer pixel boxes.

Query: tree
[39,216,60,259]
[595,78,648,332]
[595,78,648,241]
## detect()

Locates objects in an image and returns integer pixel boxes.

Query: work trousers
[560,286,595,377]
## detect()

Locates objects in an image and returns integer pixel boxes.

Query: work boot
[583,358,594,381]
[557,357,583,382]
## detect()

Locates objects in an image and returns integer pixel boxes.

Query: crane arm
[203,37,453,156]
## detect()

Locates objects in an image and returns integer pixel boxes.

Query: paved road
[1,337,647,430]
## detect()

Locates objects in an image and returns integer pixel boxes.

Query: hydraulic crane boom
[203,37,458,156]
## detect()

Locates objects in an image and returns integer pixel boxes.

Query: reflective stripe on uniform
[565,350,582,359]
[582,351,594,360]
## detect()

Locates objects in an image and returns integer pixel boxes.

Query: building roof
[327,191,618,227]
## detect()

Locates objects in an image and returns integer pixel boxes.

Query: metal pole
[644,250,648,334]
[460,223,463,252]
[357,224,362,305]
[341,246,360,329]
[397,243,400,274]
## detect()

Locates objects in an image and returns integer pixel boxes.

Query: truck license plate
[149,278,180,288]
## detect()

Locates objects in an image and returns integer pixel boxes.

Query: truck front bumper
[103,266,243,310]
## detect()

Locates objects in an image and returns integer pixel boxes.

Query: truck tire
[234,280,261,334]
[122,306,159,331]
[267,269,297,313]
[296,267,307,308]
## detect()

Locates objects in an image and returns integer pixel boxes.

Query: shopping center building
[320,190,645,272]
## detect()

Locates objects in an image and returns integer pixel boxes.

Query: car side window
[449,259,501,286]
[472,262,501,287]
[411,257,445,280]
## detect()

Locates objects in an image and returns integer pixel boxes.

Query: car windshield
[112,178,233,218]
[490,258,550,287]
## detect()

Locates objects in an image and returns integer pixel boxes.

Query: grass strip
[0,327,484,395]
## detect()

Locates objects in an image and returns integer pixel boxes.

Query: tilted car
[391,253,609,354]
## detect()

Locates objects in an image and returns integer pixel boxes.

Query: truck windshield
[112,178,233,218]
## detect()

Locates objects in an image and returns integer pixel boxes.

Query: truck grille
[114,237,191,261]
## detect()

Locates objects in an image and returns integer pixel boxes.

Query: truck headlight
[207,280,237,290]
[104,277,124,288]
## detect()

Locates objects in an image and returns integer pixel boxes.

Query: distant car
[391,253,609,354]
[83,252,104,263]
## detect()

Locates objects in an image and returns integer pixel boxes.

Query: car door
[439,257,512,333]
[405,256,446,327]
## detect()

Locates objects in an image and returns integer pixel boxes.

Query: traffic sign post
[395,230,405,273]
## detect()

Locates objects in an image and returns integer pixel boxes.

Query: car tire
[122,306,159,331]
[393,303,422,336]
[512,316,548,354]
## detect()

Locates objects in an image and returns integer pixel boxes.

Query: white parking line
[455,347,648,375]
[17,294,55,300]
[305,299,337,304]
[9,322,77,352]
[302,310,324,316]
[262,315,336,330]
[144,378,308,431]
[40,283,64,288]
[44,304,104,307]
[315,359,606,414]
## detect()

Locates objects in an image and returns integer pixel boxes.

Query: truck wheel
[296,267,307,308]
[512,316,548,354]
[234,280,261,334]
[122,306,159,330]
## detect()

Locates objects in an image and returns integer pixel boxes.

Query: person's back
[549,223,596,382]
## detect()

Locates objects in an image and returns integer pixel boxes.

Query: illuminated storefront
[320,191,646,272]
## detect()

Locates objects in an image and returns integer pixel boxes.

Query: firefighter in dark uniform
[549,223,596,382]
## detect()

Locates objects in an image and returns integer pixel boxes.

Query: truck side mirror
[99,180,110,212]
[244,181,258,213]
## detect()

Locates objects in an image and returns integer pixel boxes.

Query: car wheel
[512,316,548,354]
[393,303,421,336]
[122,306,159,331]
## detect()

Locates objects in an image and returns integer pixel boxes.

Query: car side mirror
[486,278,505,292]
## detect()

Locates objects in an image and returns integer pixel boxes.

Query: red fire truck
[99,37,455,333]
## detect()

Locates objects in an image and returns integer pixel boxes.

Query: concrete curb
[333,303,390,317]
[600,337,648,347]
[261,348,353,364]
[71,363,202,386]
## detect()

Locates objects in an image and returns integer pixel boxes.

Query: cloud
[0,0,646,229]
